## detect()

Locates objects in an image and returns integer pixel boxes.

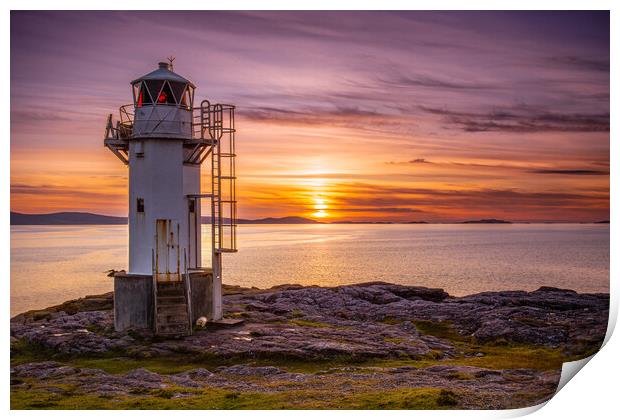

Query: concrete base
[114,270,213,332]
[187,270,214,322]
[114,273,153,332]
[207,318,245,328]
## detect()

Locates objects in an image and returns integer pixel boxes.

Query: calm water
[10,224,609,316]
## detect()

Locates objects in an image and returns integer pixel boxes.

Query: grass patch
[444,344,568,371]
[445,371,475,381]
[289,319,331,328]
[11,385,462,410]
[228,312,251,319]
[383,337,406,344]
[412,320,469,343]
[410,319,575,371]
[381,317,402,325]
[69,357,202,375]
[13,313,585,378]
[12,337,392,376]
[290,309,304,318]
[10,330,573,377]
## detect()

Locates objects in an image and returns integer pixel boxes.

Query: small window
[135,141,144,158]
[188,200,195,213]
[137,198,145,213]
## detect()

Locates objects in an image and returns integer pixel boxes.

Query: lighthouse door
[155,219,181,281]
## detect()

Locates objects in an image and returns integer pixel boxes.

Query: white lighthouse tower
[104,60,237,336]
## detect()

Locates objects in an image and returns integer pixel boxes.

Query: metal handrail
[119,104,134,124]
[110,103,235,142]
[108,104,134,140]
[152,248,158,334]
[183,249,193,335]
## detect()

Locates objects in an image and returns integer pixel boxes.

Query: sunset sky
[10,11,609,222]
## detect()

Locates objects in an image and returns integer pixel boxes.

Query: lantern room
[130,62,195,139]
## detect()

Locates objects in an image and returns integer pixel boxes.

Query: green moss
[321,387,461,410]
[436,390,459,407]
[289,319,331,328]
[228,312,251,319]
[10,339,570,379]
[32,311,52,321]
[445,344,567,371]
[425,350,445,360]
[11,385,462,410]
[383,337,406,344]
[410,319,573,371]
[290,309,304,318]
[11,316,591,411]
[10,339,57,365]
[412,320,469,343]
[445,371,475,381]
[381,317,402,325]
[69,357,203,375]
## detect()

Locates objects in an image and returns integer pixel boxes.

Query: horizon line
[9,211,610,225]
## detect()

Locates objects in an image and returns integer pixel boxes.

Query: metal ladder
[201,102,237,254]
[202,102,237,320]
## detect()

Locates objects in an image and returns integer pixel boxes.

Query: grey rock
[9,283,608,362]
[217,365,286,376]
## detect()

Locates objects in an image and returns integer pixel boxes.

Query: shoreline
[11,282,609,409]
[11,282,612,319]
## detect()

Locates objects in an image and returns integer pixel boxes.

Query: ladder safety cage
[195,102,237,254]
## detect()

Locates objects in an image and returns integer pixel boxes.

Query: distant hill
[238,216,323,224]
[16,213,602,226]
[461,219,512,224]
[11,212,321,225]
[201,216,322,224]
[11,212,127,225]
[332,221,395,224]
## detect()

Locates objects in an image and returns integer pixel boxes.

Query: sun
[312,197,329,218]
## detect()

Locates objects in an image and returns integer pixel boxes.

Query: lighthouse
[104,61,237,336]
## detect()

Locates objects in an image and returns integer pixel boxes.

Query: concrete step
[157,303,188,314]
[157,289,186,298]
[154,281,191,337]
[157,295,187,305]
[156,283,186,297]
[157,313,189,325]
[157,281,185,289]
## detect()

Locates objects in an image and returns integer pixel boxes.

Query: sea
[10,223,609,316]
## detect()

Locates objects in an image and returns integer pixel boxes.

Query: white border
[3,2,616,419]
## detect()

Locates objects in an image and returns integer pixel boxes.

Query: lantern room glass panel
[145,80,165,103]
[170,82,187,105]
[157,81,176,105]
[136,82,153,107]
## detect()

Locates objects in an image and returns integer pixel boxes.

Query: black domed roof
[131,62,195,88]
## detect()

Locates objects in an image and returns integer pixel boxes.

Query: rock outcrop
[10,282,609,409]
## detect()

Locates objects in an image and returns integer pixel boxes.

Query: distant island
[10,212,128,225]
[10,212,608,226]
[461,219,512,224]
[236,216,322,224]
[10,212,322,226]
